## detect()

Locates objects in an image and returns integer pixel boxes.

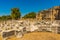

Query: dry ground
[2,32,60,40]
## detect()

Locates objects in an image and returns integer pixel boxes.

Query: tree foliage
[11,8,21,20]
[0,15,12,21]
[23,12,36,18]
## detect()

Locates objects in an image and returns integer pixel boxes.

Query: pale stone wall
[36,6,60,21]
[0,20,60,40]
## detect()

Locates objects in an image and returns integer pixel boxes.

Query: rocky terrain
[0,20,59,40]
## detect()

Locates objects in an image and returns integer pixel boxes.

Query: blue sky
[0,0,60,16]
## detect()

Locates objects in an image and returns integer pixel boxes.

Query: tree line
[0,8,36,20]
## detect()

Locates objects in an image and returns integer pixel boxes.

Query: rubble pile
[0,20,60,40]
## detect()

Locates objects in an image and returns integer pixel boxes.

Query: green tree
[0,16,2,20]
[11,8,21,20]
[23,12,36,18]
[6,15,12,20]
[0,15,11,20]
[1,15,7,20]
